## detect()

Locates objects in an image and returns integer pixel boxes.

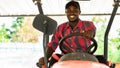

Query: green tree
[91,17,107,55]
[108,29,120,62]
[0,17,24,42]
[0,24,10,42]
[92,17,120,62]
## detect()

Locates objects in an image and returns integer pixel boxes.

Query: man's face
[65,5,80,22]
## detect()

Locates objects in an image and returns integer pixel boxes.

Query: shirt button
[71,31,73,33]
[70,45,73,47]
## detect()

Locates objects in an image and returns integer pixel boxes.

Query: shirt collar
[66,19,83,29]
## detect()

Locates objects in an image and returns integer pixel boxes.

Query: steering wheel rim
[59,32,97,54]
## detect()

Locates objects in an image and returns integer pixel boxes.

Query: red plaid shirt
[48,19,96,52]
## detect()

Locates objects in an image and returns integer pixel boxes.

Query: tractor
[32,0,120,68]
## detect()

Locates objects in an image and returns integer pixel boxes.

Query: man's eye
[66,9,79,13]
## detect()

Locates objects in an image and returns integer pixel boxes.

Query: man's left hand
[82,30,94,39]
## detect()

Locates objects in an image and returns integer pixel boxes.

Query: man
[38,0,96,68]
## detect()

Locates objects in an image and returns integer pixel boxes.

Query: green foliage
[108,28,120,62]
[0,24,10,42]
[92,17,107,23]
[10,17,24,42]
[0,17,39,42]
[108,42,120,62]
[92,17,107,55]
[0,17,24,42]
[92,17,120,62]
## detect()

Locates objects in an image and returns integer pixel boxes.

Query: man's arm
[46,47,54,60]
[82,30,94,39]
[38,47,54,65]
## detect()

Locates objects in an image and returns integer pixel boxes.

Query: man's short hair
[65,1,80,11]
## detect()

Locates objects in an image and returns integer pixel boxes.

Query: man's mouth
[70,15,75,18]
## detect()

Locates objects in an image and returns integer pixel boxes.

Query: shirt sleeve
[89,21,96,37]
[83,21,96,37]
[47,26,61,51]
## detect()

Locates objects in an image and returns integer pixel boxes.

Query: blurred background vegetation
[0,17,40,42]
[91,17,120,62]
[0,16,120,62]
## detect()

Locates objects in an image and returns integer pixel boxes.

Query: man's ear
[65,10,67,14]
[79,11,81,15]
[65,11,67,14]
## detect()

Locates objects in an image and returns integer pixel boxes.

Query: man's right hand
[37,47,54,66]
[39,57,45,65]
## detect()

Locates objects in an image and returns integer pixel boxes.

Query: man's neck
[69,19,79,29]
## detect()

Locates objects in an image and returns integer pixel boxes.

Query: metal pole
[43,21,49,68]
[104,1,119,60]
[33,0,49,68]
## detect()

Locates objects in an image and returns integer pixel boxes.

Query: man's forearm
[46,47,54,60]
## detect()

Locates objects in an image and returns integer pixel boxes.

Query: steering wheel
[59,32,97,54]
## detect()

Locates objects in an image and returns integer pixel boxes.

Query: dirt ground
[115,62,120,68]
